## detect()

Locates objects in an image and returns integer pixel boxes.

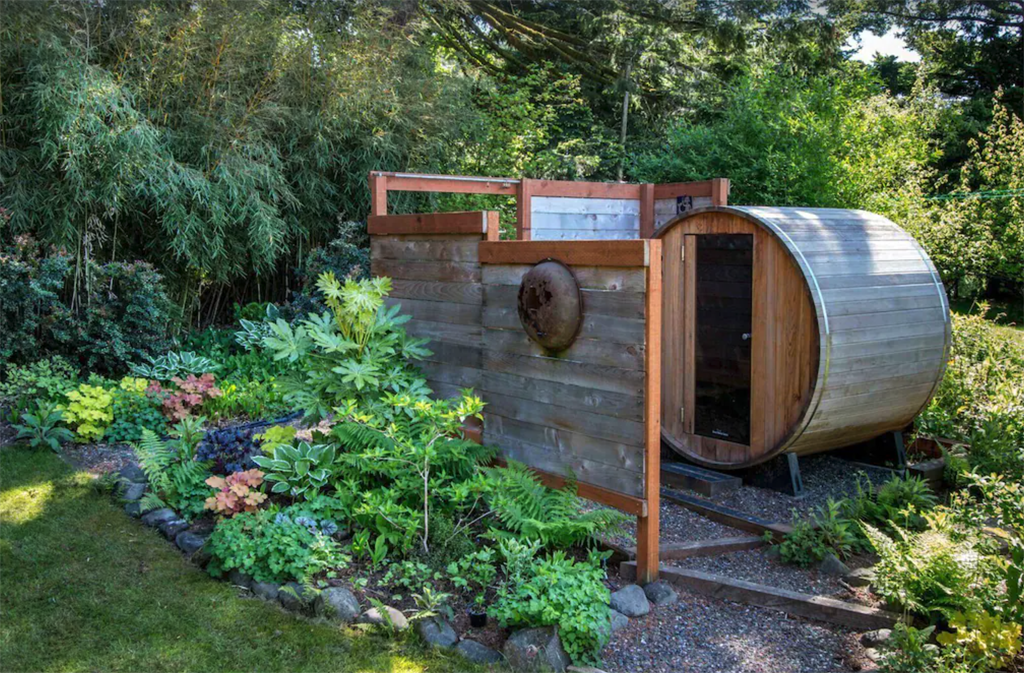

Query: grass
[0,447,488,673]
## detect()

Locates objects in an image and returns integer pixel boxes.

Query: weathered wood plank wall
[369,210,663,583]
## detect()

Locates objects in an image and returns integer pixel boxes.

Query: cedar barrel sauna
[657,206,951,469]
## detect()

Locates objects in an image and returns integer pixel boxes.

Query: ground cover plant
[0,448,483,673]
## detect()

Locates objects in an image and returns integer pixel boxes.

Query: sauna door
[685,233,753,446]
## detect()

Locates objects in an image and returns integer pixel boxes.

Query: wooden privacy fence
[369,209,664,582]
[369,171,729,240]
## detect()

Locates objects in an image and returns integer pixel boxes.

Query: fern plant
[483,460,627,549]
[135,417,213,520]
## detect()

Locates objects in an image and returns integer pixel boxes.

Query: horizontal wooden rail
[368,211,499,239]
[479,240,653,267]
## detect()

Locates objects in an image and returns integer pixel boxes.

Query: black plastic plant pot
[467,607,488,628]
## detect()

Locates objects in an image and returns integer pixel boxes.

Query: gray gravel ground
[667,548,845,597]
[696,455,895,524]
[594,499,746,549]
[602,581,857,673]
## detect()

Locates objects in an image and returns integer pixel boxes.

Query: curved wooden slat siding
[656,206,950,468]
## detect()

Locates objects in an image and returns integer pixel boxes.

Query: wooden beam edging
[368,211,499,240]
[661,487,792,542]
[617,535,765,562]
[479,239,653,267]
[618,565,904,630]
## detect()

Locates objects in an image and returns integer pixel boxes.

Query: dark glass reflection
[694,234,753,444]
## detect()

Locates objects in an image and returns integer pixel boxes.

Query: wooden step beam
[660,487,792,541]
[661,462,742,497]
[618,564,904,630]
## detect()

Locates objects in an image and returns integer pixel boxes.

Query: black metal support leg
[787,453,805,498]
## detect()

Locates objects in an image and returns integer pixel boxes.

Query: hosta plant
[252,442,337,500]
[130,351,220,381]
[204,469,267,516]
[61,383,114,442]
[13,400,74,452]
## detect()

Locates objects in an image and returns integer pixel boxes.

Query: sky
[849,28,921,63]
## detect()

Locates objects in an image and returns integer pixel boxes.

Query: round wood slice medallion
[517,259,583,352]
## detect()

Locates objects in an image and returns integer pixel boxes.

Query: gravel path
[593,499,746,550]
[667,549,845,597]
[603,582,859,673]
[59,442,139,474]
[693,455,895,524]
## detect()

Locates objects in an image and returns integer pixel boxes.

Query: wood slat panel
[480,240,650,267]
[371,259,481,283]
[484,284,646,320]
[372,238,480,262]
[530,180,641,199]
[483,306,646,346]
[384,297,480,326]
[481,391,646,445]
[482,350,645,396]
[419,361,644,422]
[486,414,644,473]
[483,328,645,370]
[485,424,645,498]
[482,264,646,291]
[388,279,482,306]
[368,211,496,236]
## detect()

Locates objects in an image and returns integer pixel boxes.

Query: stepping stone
[140,508,176,527]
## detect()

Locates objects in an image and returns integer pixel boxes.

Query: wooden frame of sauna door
[661,213,819,468]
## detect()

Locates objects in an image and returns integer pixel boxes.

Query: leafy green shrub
[447,547,498,600]
[919,311,1024,481]
[258,273,431,420]
[206,506,347,583]
[135,418,212,520]
[12,400,74,452]
[483,460,628,549]
[779,518,830,567]
[106,377,167,442]
[60,383,114,442]
[936,611,1022,669]
[0,356,78,419]
[332,391,494,557]
[489,550,612,665]
[0,236,174,374]
[861,522,995,619]
[845,474,938,534]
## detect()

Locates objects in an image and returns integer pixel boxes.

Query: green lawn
[0,447,485,673]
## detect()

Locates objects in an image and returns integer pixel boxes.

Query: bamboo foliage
[0,0,475,319]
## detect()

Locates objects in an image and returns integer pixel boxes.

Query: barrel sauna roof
[656,206,951,466]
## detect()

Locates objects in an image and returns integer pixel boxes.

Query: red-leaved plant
[148,373,222,420]
[204,469,267,516]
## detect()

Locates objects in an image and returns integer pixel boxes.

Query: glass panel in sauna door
[693,234,753,445]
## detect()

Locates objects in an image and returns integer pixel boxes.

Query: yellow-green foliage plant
[936,611,1022,669]
[61,384,114,442]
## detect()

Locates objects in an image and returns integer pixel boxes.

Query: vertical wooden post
[636,238,662,584]
[516,178,534,241]
[711,178,729,206]
[639,183,655,239]
[484,211,500,241]
[370,172,388,216]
